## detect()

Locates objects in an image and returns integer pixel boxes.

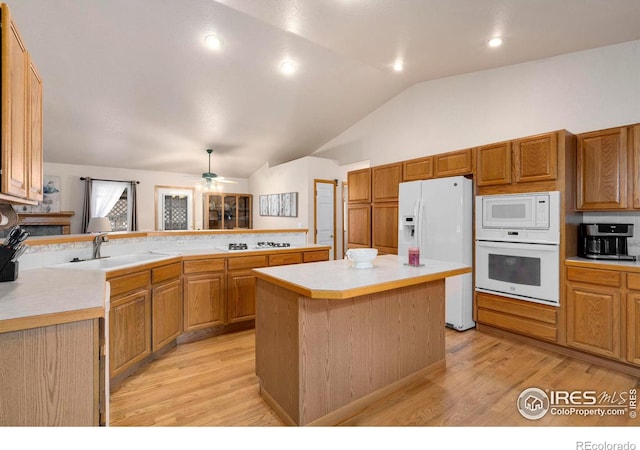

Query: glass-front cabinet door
[237,195,251,229]
[205,194,223,229]
[203,193,252,229]
[224,195,236,229]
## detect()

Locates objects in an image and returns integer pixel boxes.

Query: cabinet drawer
[183,258,225,274]
[227,255,267,270]
[151,262,181,284]
[477,294,557,325]
[304,250,329,263]
[566,267,621,287]
[268,252,302,266]
[627,273,640,291]
[477,309,557,342]
[108,271,149,297]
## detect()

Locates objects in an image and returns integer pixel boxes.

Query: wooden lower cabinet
[109,285,152,379]
[347,204,371,248]
[0,318,103,426]
[151,278,182,352]
[627,291,640,365]
[566,282,622,360]
[227,270,258,323]
[476,292,558,342]
[372,202,398,254]
[183,258,225,331]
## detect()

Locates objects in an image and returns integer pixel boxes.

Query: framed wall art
[259,192,298,217]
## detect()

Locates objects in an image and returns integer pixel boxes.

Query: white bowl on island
[345,248,378,269]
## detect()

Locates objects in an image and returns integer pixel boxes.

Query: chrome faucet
[92,233,109,259]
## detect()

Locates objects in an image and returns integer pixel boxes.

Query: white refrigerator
[398,176,474,331]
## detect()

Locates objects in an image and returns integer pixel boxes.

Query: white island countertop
[253,254,471,299]
[0,268,107,333]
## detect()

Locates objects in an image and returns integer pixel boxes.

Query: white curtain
[90,181,127,218]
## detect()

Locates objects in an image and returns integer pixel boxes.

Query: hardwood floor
[109,328,640,427]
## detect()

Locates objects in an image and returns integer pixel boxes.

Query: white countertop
[253,254,471,299]
[0,268,107,332]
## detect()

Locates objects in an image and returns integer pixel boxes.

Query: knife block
[0,261,18,282]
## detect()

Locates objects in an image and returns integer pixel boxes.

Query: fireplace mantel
[17,211,75,235]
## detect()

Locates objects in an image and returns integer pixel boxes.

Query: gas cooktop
[227,242,291,251]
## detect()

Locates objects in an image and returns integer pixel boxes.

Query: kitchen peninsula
[253,255,471,426]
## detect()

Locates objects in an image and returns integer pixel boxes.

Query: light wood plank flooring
[110,328,640,426]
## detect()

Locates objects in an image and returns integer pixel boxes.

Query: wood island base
[255,278,447,426]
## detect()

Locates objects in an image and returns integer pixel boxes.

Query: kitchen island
[252,254,471,426]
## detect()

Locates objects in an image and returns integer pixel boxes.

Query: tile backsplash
[582,211,640,256]
[18,231,309,270]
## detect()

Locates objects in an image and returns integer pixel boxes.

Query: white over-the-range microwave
[475,191,560,306]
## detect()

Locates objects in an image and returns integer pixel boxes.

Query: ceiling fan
[197,148,237,189]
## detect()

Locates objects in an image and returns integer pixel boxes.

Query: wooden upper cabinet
[403,156,433,181]
[513,133,558,183]
[476,142,511,186]
[632,125,640,209]
[476,132,558,188]
[1,3,29,199]
[372,162,402,202]
[576,126,628,210]
[372,203,398,254]
[434,148,473,178]
[27,59,43,201]
[347,168,371,203]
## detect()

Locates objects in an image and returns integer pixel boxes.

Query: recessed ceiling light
[488,37,503,48]
[279,60,297,75]
[393,60,404,72]
[204,34,223,50]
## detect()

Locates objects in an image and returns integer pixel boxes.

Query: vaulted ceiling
[10,0,640,178]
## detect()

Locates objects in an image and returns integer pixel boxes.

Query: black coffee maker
[579,223,636,261]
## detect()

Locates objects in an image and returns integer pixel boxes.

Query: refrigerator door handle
[416,198,424,251]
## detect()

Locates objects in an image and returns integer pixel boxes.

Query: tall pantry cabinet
[0,3,43,204]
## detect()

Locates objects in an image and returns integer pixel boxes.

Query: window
[91,181,133,231]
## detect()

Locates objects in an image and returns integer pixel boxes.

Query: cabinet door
[227,270,257,323]
[224,195,237,229]
[566,282,622,360]
[576,127,628,210]
[204,194,223,229]
[110,289,152,378]
[237,195,252,229]
[513,133,557,183]
[183,272,225,331]
[27,58,43,201]
[347,168,371,203]
[1,4,29,199]
[347,204,371,248]
[628,291,640,365]
[372,203,398,254]
[476,142,511,186]
[632,125,640,209]
[403,156,433,181]
[151,279,183,352]
[372,163,402,202]
[434,148,473,178]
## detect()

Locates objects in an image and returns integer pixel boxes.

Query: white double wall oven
[475,191,560,306]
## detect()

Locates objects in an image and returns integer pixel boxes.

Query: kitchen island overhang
[252,255,471,426]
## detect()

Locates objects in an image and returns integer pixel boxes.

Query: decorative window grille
[107,191,129,231]
[163,195,188,230]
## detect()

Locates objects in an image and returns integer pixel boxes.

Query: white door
[315,180,336,259]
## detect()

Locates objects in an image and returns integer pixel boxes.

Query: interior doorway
[314,179,337,260]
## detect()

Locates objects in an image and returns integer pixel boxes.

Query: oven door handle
[475,240,558,251]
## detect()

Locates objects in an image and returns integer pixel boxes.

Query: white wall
[43,162,249,234]
[315,40,640,166]
[249,156,347,255]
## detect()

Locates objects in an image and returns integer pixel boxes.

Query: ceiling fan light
[204,34,223,50]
